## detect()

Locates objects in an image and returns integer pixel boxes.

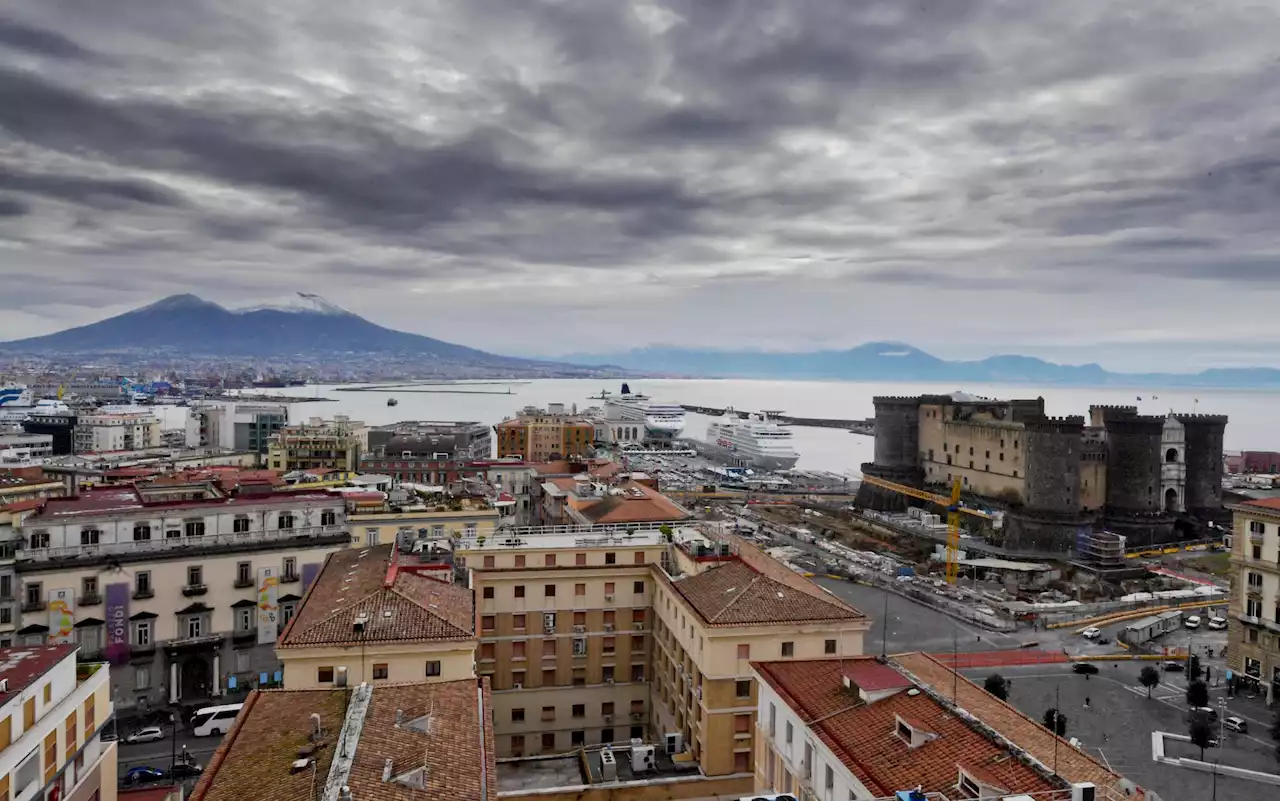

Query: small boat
[387,398,399,407]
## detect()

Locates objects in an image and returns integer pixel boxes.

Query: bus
[190,703,244,737]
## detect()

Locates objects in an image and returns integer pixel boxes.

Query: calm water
[238,379,1280,476]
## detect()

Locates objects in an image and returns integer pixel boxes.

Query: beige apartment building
[0,644,117,801]
[12,482,347,712]
[1228,497,1280,702]
[73,409,162,454]
[267,415,367,472]
[347,495,503,549]
[276,543,477,688]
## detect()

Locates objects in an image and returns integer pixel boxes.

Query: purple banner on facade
[301,562,322,593]
[105,582,130,664]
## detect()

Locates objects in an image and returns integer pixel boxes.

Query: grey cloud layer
[2,0,1280,360]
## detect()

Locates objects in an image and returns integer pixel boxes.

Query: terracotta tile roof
[670,560,864,626]
[894,652,1126,793]
[191,682,496,801]
[753,657,1058,798]
[727,532,868,616]
[842,660,914,693]
[1242,497,1280,510]
[1,499,45,514]
[280,544,474,648]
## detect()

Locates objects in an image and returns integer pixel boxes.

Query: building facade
[267,416,367,472]
[367,420,493,461]
[0,434,54,467]
[0,644,117,801]
[73,410,162,454]
[21,413,77,456]
[495,407,594,462]
[190,401,290,454]
[12,485,347,712]
[1228,497,1280,702]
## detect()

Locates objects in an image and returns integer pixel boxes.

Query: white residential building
[190,401,291,454]
[73,410,161,454]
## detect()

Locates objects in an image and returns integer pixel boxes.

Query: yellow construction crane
[858,474,992,520]
[945,477,962,584]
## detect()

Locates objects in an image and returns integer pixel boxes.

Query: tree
[1042,708,1067,736]
[984,674,1010,701]
[1187,654,1202,682]
[659,523,674,542]
[1139,666,1161,698]
[1186,680,1209,709]
[1189,717,1213,760]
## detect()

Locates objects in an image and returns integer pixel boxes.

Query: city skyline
[3,2,1280,371]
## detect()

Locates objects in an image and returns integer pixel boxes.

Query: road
[116,728,222,771]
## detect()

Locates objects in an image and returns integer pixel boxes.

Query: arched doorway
[1165,448,1179,463]
[180,657,212,701]
[1164,487,1179,513]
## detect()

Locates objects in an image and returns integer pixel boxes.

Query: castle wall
[1176,415,1227,516]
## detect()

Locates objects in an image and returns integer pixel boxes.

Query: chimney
[310,713,322,741]
[381,758,393,782]
[395,708,404,727]
[339,787,352,801]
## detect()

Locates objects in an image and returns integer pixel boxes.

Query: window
[513,614,526,630]
[134,620,152,646]
[187,565,203,586]
[133,524,151,541]
[1247,598,1263,617]
[604,581,615,596]
[1254,545,1263,560]
[786,721,794,744]
[284,557,297,579]
[575,583,586,596]
[318,666,335,683]
[373,664,389,680]
[1250,520,1266,534]
[825,639,837,655]
[825,764,834,791]
[512,670,526,686]
[601,727,614,744]
[1248,572,1263,588]
[185,520,205,537]
[233,517,251,533]
[236,608,253,632]
[511,708,525,722]
[571,729,585,746]
[737,644,750,659]
[545,584,555,597]
[633,551,644,564]
[768,703,776,737]
[43,730,57,783]
[603,665,615,683]
[734,713,750,733]
[82,576,98,598]
[480,642,496,660]
[542,639,557,657]
[135,666,151,690]
[28,530,49,548]
[237,562,252,585]
[515,555,526,568]
[43,683,51,704]
[633,581,645,594]
[632,609,645,624]
[278,514,295,529]
[781,641,794,657]
[602,701,615,716]
[425,661,441,677]
[545,554,556,567]
[511,734,525,755]
[483,586,495,599]
[575,552,587,566]
[735,680,751,698]
[24,582,41,605]
[482,615,495,631]
[958,770,982,798]
[187,616,203,638]
[81,528,101,545]
[483,555,495,568]
[542,706,556,722]
[605,552,617,565]
[541,732,555,750]
[511,641,526,660]
[630,664,644,682]
[603,637,616,654]
[572,703,585,718]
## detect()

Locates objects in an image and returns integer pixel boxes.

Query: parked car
[1189,706,1218,723]
[169,763,204,780]
[125,726,165,744]
[1163,660,1186,672]
[1081,627,1102,640]
[1071,662,1100,675]
[1207,617,1228,630]
[1224,716,1248,733]
[1184,615,1201,629]
[122,767,165,786]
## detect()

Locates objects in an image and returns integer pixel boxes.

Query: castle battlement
[1174,414,1229,425]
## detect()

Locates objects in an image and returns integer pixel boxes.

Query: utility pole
[1053,684,1060,777]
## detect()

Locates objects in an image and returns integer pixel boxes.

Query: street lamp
[1217,695,1227,745]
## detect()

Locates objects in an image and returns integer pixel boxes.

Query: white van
[190,703,244,737]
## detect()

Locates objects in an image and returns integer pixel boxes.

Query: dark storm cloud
[2,0,1280,360]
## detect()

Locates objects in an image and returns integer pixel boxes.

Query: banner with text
[256,566,280,645]
[48,588,76,644]
[105,583,130,663]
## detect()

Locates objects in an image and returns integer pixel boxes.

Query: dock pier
[679,405,874,435]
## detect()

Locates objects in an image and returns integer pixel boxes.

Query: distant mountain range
[560,342,1280,387]
[0,294,605,377]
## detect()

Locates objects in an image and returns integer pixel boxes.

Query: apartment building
[73,409,162,454]
[0,434,53,467]
[276,544,476,689]
[190,678,496,801]
[189,401,290,454]
[366,420,493,461]
[11,483,347,712]
[0,644,117,801]
[357,455,539,525]
[346,487,505,549]
[267,416,367,472]
[0,469,66,506]
[650,536,869,776]
[495,406,594,462]
[1228,497,1280,701]
[537,472,690,527]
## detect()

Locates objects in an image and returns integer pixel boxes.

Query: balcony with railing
[19,523,348,562]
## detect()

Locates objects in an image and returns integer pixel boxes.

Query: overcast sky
[2,1,1280,371]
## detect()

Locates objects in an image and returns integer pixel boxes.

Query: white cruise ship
[602,383,686,442]
[703,410,800,470]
